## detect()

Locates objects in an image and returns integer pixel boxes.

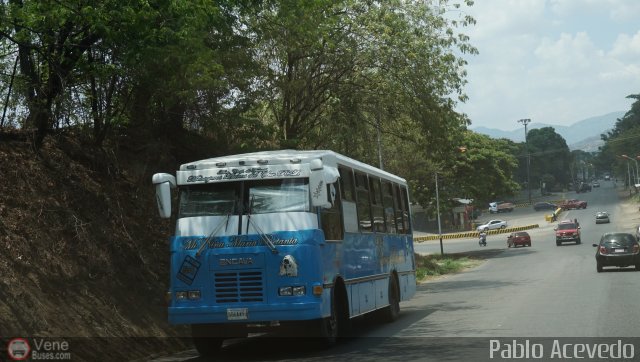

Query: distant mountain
[568,135,603,152]
[471,111,624,151]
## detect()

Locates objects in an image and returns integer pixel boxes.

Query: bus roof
[179,150,407,184]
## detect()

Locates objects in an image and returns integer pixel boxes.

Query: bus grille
[213,271,264,303]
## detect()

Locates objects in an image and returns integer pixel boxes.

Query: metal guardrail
[413,224,540,242]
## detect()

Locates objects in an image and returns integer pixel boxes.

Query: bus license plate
[227,308,248,320]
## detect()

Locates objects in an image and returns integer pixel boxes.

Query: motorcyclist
[479,230,487,246]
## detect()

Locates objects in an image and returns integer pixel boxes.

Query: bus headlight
[279,286,306,296]
[175,290,201,300]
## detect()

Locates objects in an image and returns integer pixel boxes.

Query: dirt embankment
[0,131,215,359]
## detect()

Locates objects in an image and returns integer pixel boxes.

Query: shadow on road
[444,247,538,260]
[182,335,494,362]
[177,302,488,362]
[418,278,517,294]
[598,267,640,273]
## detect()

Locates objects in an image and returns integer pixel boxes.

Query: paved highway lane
[151,180,640,361]
[414,180,630,255]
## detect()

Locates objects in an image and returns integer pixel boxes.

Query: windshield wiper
[196,200,235,258]
[246,195,278,254]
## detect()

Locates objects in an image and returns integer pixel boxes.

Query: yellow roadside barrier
[414,224,540,242]
[547,207,563,222]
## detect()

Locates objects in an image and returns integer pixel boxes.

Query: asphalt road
[414,181,630,255]
[151,180,640,362]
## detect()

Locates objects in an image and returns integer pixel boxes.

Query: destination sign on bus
[177,165,305,184]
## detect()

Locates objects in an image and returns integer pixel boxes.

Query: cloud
[534,32,598,73]
[549,0,640,21]
[456,0,640,130]
[610,31,640,60]
[465,0,545,41]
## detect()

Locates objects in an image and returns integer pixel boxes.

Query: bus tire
[382,274,400,323]
[317,297,339,346]
[191,324,224,357]
[317,282,349,346]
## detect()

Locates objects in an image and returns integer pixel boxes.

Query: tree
[2,0,106,146]
[525,127,572,190]
[410,130,520,214]
[599,94,640,182]
[250,0,477,151]
[0,0,263,148]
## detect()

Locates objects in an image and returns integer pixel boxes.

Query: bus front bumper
[168,301,324,325]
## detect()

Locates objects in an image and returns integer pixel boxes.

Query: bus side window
[399,185,411,234]
[381,181,396,233]
[369,177,384,232]
[355,172,372,232]
[339,167,355,202]
[393,184,405,233]
[321,183,344,241]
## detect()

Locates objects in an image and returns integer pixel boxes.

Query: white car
[477,219,508,231]
[595,211,610,224]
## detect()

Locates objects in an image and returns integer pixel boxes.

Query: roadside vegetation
[415,253,483,282]
[0,0,639,358]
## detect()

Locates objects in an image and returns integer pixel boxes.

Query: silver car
[595,212,610,224]
[477,219,508,231]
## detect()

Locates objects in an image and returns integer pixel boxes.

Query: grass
[415,253,483,282]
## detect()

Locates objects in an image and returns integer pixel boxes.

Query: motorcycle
[479,232,487,246]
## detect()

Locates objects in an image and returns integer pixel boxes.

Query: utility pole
[376,109,383,170]
[435,172,443,256]
[518,118,532,204]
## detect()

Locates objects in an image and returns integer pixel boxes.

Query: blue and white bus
[152,150,416,355]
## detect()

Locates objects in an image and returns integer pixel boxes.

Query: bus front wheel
[317,284,349,346]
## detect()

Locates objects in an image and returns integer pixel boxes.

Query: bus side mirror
[152,173,176,218]
[309,159,331,208]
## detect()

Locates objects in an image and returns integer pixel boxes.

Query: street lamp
[435,172,443,255]
[636,155,640,185]
[620,155,632,190]
[435,146,468,256]
[518,118,532,204]
[621,155,638,188]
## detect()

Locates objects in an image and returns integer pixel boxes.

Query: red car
[507,231,531,247]
[555,220,581,245]
[559,199,587,210]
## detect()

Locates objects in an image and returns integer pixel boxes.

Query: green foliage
[415,253,478,280]
[249,0,476,151]
[412,130,519,209]
[1,0,482,179]
[597,95,640,182]
[521,127,572,190]
[594,95,640,182]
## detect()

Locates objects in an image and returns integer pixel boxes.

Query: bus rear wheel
[382,275,400,322]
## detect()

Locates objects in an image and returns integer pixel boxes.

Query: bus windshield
[178,178,310,219]
[246,179,309,214]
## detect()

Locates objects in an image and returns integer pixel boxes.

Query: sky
[455,0,640,131]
